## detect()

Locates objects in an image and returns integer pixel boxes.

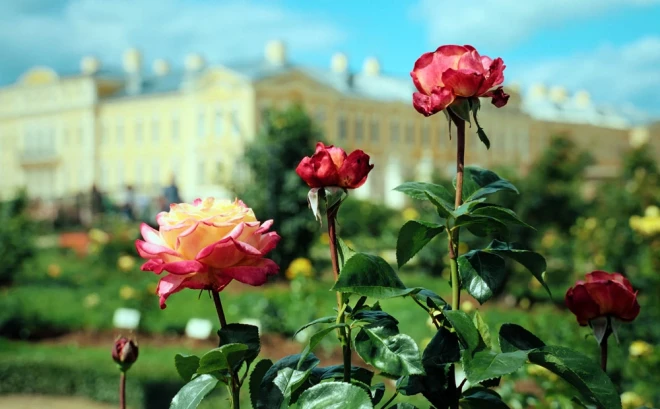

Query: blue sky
[1,0,660,119]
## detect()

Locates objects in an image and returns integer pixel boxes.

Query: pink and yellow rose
[411,44,509,117]
[135,198,280,308]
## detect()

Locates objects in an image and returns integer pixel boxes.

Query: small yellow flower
[621,391,644,409]
[645,205,659,218]
[88,228,110,245]
[47,264,61,278]
[120,285,138,300]
[117,255,136,272]
[84,293,100,308]
[584,217,598,231]
[629,340,653,358]
[402,207,420,221]
[541,231,557,249]
[461,300,474,313]
[285,257,314,280]
[519,298,531,310]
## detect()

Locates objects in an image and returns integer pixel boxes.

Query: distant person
[91,184,104,216]
[163,175,182,210]
[120,185,136,221]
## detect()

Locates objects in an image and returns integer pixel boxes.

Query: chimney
[122,48,143,95]
[152,59,170,76]
[265,40,286,66]
[362,57,380,76]
[80,56,101,75]
[331,53,348,74]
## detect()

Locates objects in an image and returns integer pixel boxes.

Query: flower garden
[1,44,660,409]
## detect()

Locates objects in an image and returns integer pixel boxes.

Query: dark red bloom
[296,142,374,189]
[112,336,139,371]
[565,271,640,326]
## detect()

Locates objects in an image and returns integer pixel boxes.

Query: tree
[232,105,321,273]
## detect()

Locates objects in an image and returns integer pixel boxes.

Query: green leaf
[197,343,249,375]
[394,182,454,205]
[255,353,321,409]
[296,382,373,409]
[422,326,461,366]
[387,404,419,409]
[412,288,447,309]
[169,374,218,409]
[528,346,622,409]
[354,326,424,376]
[293,316,336,338]
[443,310,485,354]
[332,253,417,299]
[250,359,273,409]
[396,364,451,408]
[454,214,509,237]
[459,387,509,409]
[498,323,545,353]
[351,310,399,330]
[174,354,200,382]
[369,382,386,405]
[470,205,533,230]
[337,237,356,270]
[397,220,446,268]
[449,98,471,123]
[463,350,529,384]
[454,198,487,217]
[458,250,507,304]
[218,323,260,365]
[425,191,456,219]
[298,324,346,368]
[456,167,518,202]
[472,311,492,349]
[311,365,375,386]
[484,240,550,298]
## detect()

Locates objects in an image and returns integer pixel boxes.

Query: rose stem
[212,291,240,409]
[600,337,608,371]
[119,372,126,409]
[327,205,351,383]
[447,109,466,409]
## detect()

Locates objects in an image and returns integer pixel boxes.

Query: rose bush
[411,44,509,116]
[565,270,640,325]
[135,198,280,308]
[295,142,374,189]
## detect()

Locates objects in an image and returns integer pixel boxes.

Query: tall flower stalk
[212,292,241,409]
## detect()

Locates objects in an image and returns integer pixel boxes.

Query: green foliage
[332,253,417,298]
[233,104,321,271]
[175,354,201,382]
[396,220,446,268]
[170,374,219,409]
[0,190,37,285]
[294,382,373,409]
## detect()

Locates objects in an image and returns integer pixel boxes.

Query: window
[172,115,180,142]
[215,109,224,137]
[370,118,379,142]
[405,122,415,144]
[422,123,430,146]
[117,160,125,187]
[198,162,206,184]
[198,112,205,138]
[152,161,160,185]
[355,116,364,142]
[100,164,108,189]
[135,163,143,186]
[337,116,347,141]
[315,107,325,127]
[152,119,159,142]
[116,122,124,145]
[390,120,400,143]
[231,110,241,137]
[136,120,143,143]
[100,123,107,145]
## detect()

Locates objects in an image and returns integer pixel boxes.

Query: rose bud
[112,336,139,372]
[410,44,509,116]
[565,271,640,326]
[296,142,374,189]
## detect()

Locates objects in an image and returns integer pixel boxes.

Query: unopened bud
[112,336,139,372]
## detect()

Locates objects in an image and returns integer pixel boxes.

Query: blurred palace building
[1,40,659,211]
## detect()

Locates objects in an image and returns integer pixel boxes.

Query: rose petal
[476,58,505,96]
[135,239,181,262]
[176,221,245,260]
[483,87,509,108]
[159,260,207,275]
[412,87,455,117]
[140,259,164,273]
[156,273,222,309]
[442,69,484,97]
[586,271,634,292]
[565,284,601,326]
[457,49,485,73]
[411,45,468,94]
[337,150,374,189]
[584,280,639,320]
[140,223,165,246]
[256,231,281,255]
[196,236,262,269]
[218,258,280,286]
[310,149,340,187]
[296,157,323,188]
[480,55,493,71]
[324,144,348,169]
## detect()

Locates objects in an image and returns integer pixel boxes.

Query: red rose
[565,271,640,326]
[411,44,509,116]
[112,336,139,371]
[296,142,374,189]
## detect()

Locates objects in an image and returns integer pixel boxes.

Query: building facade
[1,41,657,210]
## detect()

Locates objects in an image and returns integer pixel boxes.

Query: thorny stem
[212,291,240,409]
[119,372,126,409]
[601,338,608,372]
[447,109,467,409]
[327,205,351,383]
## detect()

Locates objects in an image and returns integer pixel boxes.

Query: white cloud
[510,37,660,118]
[411,0,659,49]
[0,0,346,83]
